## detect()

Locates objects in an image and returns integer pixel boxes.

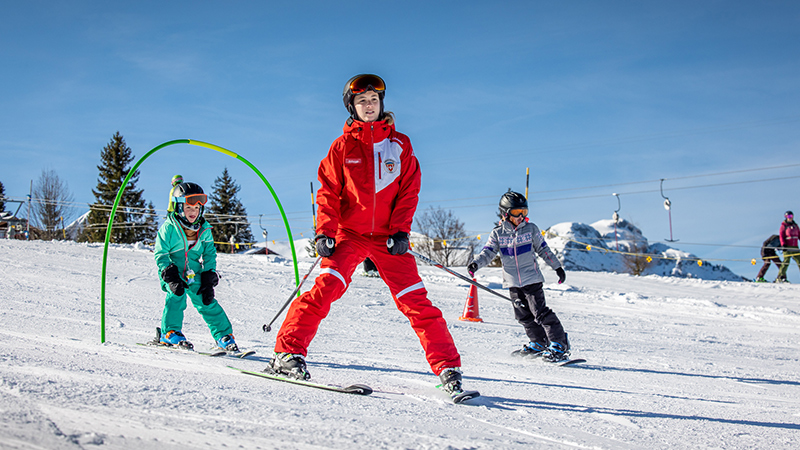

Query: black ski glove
[199,271,219,305]
[387,232,409,255]
[467,262,478,277]
[161,264,186,296]
[315,234,336,257]
[556,267,566,284]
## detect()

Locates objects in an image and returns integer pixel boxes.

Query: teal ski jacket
[154,214,216,288]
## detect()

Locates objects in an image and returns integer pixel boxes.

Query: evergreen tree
[206,168,253,252]
[79,132,149,243]
[138,201,159,243]
[0,181,6,212]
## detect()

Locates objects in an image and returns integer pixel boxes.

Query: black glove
[199,271,219,305]
[161,264,186,296]
[467,262,478,277]
[387,232,409,255]
[556,267,566,284]
[315,234,336,257]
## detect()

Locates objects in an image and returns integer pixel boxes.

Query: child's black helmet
[171,182,207,230]
[343,74,386,122]
[499,190,528,218]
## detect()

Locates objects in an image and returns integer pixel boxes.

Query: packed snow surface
[1,239,799,449]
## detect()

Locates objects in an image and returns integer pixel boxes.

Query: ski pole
[408,250,514,303]
[263,255,322,332]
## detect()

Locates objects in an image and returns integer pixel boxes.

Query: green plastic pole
[100,139,299,343]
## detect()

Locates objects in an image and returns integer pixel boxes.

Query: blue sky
[2,1,799,281]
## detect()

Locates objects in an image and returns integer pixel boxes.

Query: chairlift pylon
[612,193,620,251]
[660,179,678,242]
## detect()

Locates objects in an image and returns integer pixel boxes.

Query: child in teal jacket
[154,181,238,352]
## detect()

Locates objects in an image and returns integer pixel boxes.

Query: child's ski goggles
[348,74,386,95]
[508,208,528,218]
[174,193,208,206]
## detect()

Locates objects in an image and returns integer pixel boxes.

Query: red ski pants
[274,230,461,375]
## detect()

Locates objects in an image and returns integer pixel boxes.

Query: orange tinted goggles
[509,208,528,217]
[349,74,386,95]
[175,193,208,206]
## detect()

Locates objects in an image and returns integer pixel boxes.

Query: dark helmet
[343,74,386,123]
[787,210,795,218]
[171,182,208,230]
[499,190,528,218]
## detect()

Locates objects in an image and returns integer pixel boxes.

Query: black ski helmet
[343,74,386,123]
[787,210,795,218]
[499,190,528,218]
[171,182,207,230]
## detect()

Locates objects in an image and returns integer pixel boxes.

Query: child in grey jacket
[468,191,570,362]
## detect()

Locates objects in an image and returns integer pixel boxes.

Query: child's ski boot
[216,334,239,352]
[512,341,547,358]
[542,341,570,363]
[160,329,194,350]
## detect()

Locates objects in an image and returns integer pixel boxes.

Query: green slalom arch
[99,139,300,343]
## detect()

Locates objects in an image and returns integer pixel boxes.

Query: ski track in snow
[1,239,799,449]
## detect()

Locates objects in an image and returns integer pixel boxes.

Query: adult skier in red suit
[270,74,467,397]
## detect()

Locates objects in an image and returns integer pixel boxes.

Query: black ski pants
[509,282,566,347]
[756,252,781,279]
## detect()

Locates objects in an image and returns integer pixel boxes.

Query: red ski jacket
[779,220,799,248]
[315,118,421,238]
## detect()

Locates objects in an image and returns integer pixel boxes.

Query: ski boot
[754,277,767,283]
[438,367,464,396]
[542,335,570,363]
[160,329,194,350]
[512,341,547,358]
[438,367,479,403]
[216,334,239,352]
[269,352,311,380]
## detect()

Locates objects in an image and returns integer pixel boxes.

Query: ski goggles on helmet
[174,193,207,206]
[348,74,386,95]
[787,213,794,219]
[508,208,528,218]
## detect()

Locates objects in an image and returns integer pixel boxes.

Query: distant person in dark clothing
[362,257,380,277]
[776,211,800,283]
[755,234,782,282]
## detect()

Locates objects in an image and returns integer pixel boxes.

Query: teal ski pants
[161,283,233,341]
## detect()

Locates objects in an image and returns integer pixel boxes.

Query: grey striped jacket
[472,220,562,288]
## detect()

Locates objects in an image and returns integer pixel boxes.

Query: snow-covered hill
[1,239,798,449]
[547,219,746,281]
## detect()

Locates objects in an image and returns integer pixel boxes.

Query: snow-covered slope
[547,219,746,281]
[1,239,798,449]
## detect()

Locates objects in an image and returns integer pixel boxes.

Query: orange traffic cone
[459,280,483,322]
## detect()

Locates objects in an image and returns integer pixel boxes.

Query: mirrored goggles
[174,193,207,206]
[509,208,528,218]
[787,214,794,219]
[349,74,386,95]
